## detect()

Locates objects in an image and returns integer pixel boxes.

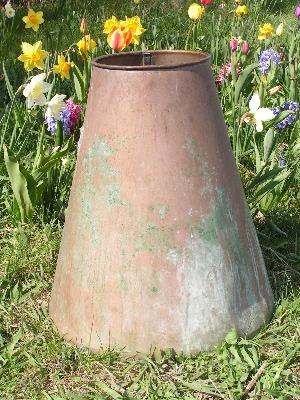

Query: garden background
[0,0,299,399]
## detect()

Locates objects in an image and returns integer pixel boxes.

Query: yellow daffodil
[235,5,249,17]
[22,9,44,31]
[188,3,204,21]
[123,16,146,44]
[77,35,97,56]
[103,15,120,34]
[18,41,48,71]
[275,22,284,36]
[258,23,273,40]
[103,15,145,51]
[53,55,73,80]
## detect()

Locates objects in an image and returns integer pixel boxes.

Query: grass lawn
[0,0,300,399]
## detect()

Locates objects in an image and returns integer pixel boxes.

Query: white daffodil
[23,73,51,108]
[61,157,69,167]
[45,94,66,120]
[4,1,15,18]
[248,92,275,132]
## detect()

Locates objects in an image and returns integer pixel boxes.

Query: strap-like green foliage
[3,138,73,222]
[3,145,34,222]
[235,63,259,104]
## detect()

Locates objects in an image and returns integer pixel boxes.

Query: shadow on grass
[256,211,300,300]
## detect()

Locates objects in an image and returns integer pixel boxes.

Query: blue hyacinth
[273,101,299,130]
[45,108,72,136]
[259,48,281,75]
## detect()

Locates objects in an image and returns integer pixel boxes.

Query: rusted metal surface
[49,50,274,353]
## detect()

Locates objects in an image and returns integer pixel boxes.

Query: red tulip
[201,0,213,5]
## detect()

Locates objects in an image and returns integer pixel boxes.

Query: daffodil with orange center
[53,55,73,80]
[77,35,97,57]
[124,16,146,44]
[22,9,44,31]
[18,41,48,71]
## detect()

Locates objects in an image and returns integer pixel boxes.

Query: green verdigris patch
[183,136,211,178]
[190,188,270,323]
[77,137,125,243]
[82,137,125,207]
[134,221,174,255]
[149,203,169,220]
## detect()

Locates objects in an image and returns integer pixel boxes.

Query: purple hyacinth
[278,152,286,167]
[45,108,72,136]
[45,116,57,135]
[272,101,299,130]
[295,5,300,19]
[60,108,72,136]
[259,48,281,75]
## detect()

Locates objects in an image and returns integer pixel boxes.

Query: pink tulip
[241,41,249,55]
[230,37,238,52]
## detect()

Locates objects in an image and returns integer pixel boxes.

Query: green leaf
[250,169,291,205]
[254,140,262,173]
[246,164,284,192]
[263,129,275,162]
[235,63,258,103]
[72,65,85,102]
[3,145,34,222]
[225,329,238,345]
[241,347,256,369]
[2,62,23,127]
[178,379,224,398]
[6,327,23,358]
[55,120,64,147]
[94,382,123,399]
[32,138,74,183]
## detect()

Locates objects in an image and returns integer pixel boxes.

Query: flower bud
[230,37,238,52]
[80,17,87,34]
[241,41,249,55]
[275,22,283,36]
[269,85,282,96]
